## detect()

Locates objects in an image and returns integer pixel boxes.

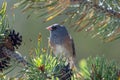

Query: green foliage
[80,56,120,80]
[0,2,26,78]
[14,0,120,42]
[0,1,8,34]
[0,2,7,41]
[0,1,11,45]
[0,1,120,80]
[17,34,75,80]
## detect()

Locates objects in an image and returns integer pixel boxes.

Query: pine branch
[78,0,120,18]
[80,56,120,80]
[14,0,120,42]
[0,1,28,74]
[0,1,8,34]
[2,47,29,66]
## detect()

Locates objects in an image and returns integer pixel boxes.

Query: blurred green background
[0,0,120,68]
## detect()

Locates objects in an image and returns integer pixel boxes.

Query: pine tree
[0,0,120,80]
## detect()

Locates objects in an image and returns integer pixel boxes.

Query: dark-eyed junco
[46,24,76,69]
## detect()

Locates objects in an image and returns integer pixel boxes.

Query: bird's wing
[63,35,76,57]
[70,37,76,57]
[63,36,76,69]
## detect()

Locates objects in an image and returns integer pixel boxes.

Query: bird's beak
[46,26,52,31]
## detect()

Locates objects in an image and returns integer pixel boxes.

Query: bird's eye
[52,26,57,30]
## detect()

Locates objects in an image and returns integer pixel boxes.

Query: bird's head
[46,24,68,36]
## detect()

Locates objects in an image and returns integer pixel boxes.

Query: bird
[46,24,76,69]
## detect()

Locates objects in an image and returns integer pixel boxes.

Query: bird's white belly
[53,45,75,69]
[54,45,68,57]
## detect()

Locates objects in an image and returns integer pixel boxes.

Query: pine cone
[4,37,15,51]
[0,29,23,72]
[8,30,22,49]
[0,47,10,72]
